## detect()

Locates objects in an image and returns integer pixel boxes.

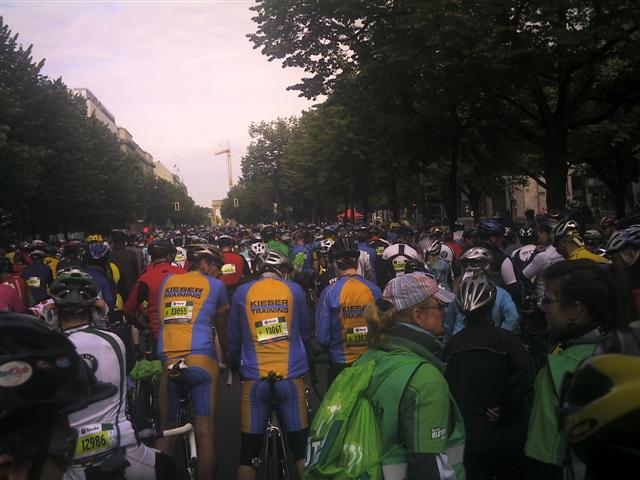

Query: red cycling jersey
[124,261,186,337]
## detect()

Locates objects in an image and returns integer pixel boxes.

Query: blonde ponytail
[364,301,398,348]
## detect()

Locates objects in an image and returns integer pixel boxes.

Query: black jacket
[444,320,533,450]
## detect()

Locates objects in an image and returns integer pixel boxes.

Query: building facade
[73,88,117,134]
[73,88,155,176]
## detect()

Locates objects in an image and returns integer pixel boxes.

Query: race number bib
[255,317,289,344]
[345,326,368,346]
[163,301,194,324]
[392,259,406,272]
[221,263,237,275]
[26,276,41,288]
[74,423,117,460]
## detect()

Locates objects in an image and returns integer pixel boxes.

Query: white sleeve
[522,252,544,279]
[500,256,518,285]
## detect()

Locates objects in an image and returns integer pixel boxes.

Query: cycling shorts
[159,354,219,423]
[240,377,308,434]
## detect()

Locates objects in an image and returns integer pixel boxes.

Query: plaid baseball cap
[383,272,455,311]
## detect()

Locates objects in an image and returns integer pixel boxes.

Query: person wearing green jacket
[360,272,466,480]
[525,259,637,480]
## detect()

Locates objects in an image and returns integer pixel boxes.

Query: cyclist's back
[227,250,311,480]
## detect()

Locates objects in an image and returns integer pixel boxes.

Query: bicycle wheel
[267,429,280,480]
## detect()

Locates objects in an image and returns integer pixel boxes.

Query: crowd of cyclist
[1,209,639,480]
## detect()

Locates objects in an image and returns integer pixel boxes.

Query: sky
[1,0,315,206]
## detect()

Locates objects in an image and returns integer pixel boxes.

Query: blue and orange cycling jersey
[227,274,311,380]
[315,274,382,364]
[157,271,229,362]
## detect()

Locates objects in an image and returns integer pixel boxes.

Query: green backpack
[304,351,423,480]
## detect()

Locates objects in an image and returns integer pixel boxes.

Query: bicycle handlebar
[138,422,195,440]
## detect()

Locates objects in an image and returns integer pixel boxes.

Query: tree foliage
[244,0,640,219]
[0,19,207,236]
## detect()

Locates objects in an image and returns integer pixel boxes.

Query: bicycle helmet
[0,314,116,426]
[329,237,360,263]
[85,234,104,243]
[456,272,497,314]
[600,216,618,228]
[605,226,640,254]
[429,226,444,238]
[62,240,83,257]
[87,241,111,260]
[477,219,505,237]
[583,229,602,246]
[256,249,292,276]
[551,219,583,246]
[317,238,335,255]
[216,235,234,248]
[50,269,99,313]
[559,354,640,466]
[148,238,177,259]
[186,244,225,267]
[518,226,538,244]
[280,232,292,243]
[29,248,46,260]
[424,239,442,257]
[453,219,465,231]
[459,247,494,271]
[249,241,268,259]
[260,225,276,241]
[56,256,84,273]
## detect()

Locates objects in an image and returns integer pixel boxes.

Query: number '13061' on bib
[255,317,289,344]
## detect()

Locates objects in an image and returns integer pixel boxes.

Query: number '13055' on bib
[163,301,194,324]
[255,317,289,344]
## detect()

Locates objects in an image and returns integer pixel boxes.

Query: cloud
[2,0,314,206]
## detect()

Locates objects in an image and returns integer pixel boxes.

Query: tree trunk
[445,137,459,228]
[544,138,569,211]
[469,188,482,224]
[388,163,399,222]
[614,183,627,218]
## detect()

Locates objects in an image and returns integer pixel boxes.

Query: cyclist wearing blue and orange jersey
[156,244,228,480]
[227,249,312,480]
[315,237,382,386]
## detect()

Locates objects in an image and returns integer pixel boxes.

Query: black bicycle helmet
[148,238,177,259]
[50,269,99,314]
[0,314,116,427]
[518,226,538,244]
[186,243,225,267]
[456,272,497,314]
[329,237,360,263]
[260,225,276,241]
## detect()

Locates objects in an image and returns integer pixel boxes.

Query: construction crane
[214,143,233,188]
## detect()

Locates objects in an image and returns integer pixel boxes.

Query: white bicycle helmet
[317,238,335,255]
[249,241,267,258]
[424,239,442,257]
[257,249,292,276]
[456,272,497,314]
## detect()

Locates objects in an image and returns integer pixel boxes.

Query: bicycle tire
[267,429,280,480]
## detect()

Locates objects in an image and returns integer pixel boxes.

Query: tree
[250,1,640,211]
